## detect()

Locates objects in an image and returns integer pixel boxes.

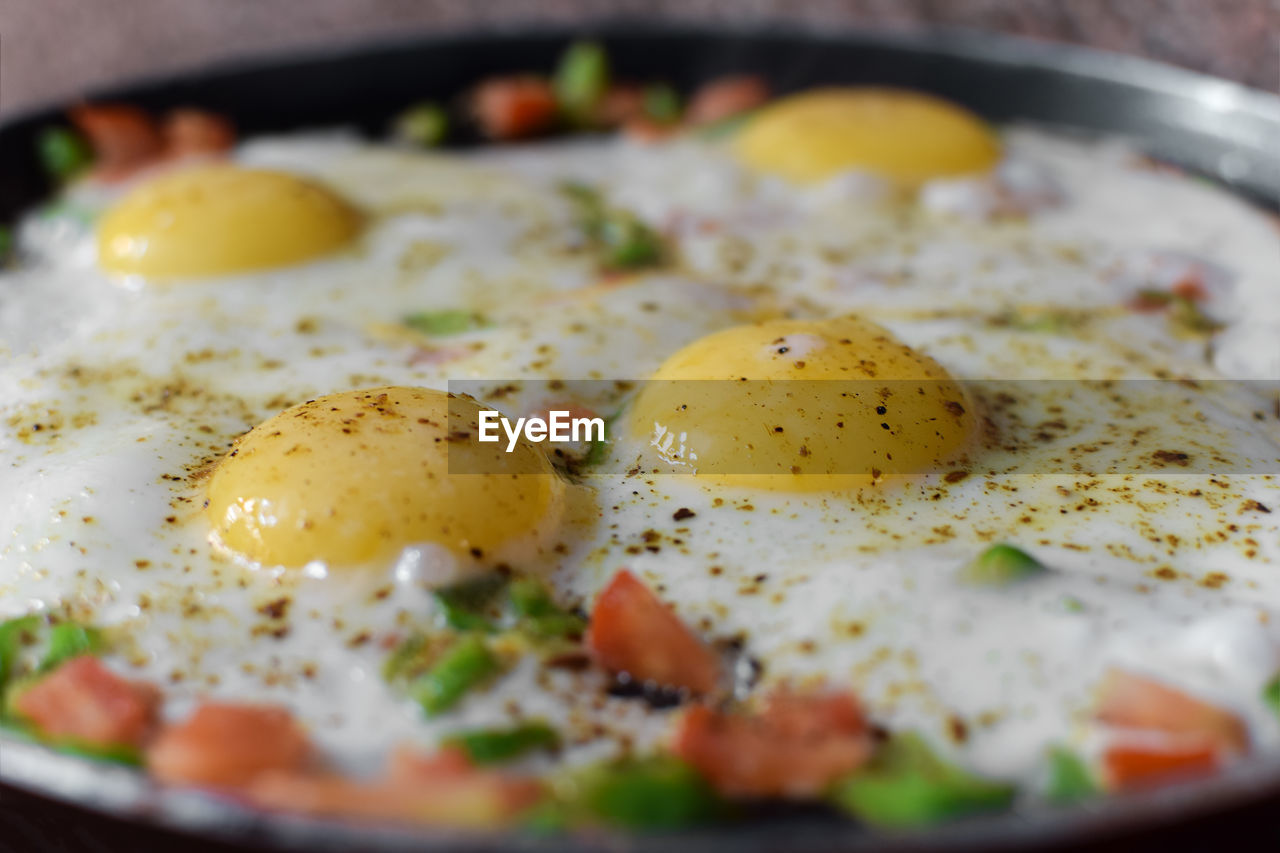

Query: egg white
[2,126,1279,791]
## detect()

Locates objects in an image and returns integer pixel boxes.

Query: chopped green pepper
[831,732,1016,828]
[411,634,502,716]
[433,574,508,633]
[37,127,92,182]
[575,756,723,830]
[1,616,106,694]
[957,543,1045,587]
[559,182,666,271]
[1134,289,1223,336]
[1169,295,1224,335]
[1045,746,1097,805]
[599,216,664,269]
[1056,595,1086,614]
[695,109,757,140]
[579,409,623,469]
[0,718,142,766]
[554,41,609,121]
[403,310,488,336]
[642,84,681,124]
[444,721,560,765]
[392,102,449,147]
[0,616,40,689]
[993,308,1087,334]
[509,579,585,639]
[1263,674,1280,718]
[40,622,103,673]
[382,633,435,683]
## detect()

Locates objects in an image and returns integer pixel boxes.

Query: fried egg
[4,89,1280,801]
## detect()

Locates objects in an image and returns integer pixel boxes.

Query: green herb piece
[1045,746,1097,805]
[993,308,1087,334]
[0,616,41,689]
[598,216,664,269]
[1134,289,1223,336]
[1056,595,1086,614]
[1134,288,1174,307]
[583,430,610,467]
[831,731,1016,828]
[695,109,757,140]
[433,574,508,633]
[576,756,723,830]
[382,633,435,684]
[642,84,681,124]
[522,799,574,834]
[554,41,609,121]
[509,579,586,639]
[1263,675,1280,718]
[444,721,560,765]
[559,181,606,231]
[40,623,102,672]
[559,182,666,271]
[37,127,92,182]
[957,543,1045,587]
[1169,295,1224,335]
[403,310,488,336]
[411,634,502,716]
[50,737,144,766]
[38,200,93,225]
[392,102,449,147]
[0,227,11,264]
[0,718,141,766]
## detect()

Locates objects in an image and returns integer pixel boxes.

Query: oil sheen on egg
[2,102,1280,794]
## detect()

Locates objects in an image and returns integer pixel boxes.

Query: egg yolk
[206,387,565,570]
[734,88,999,185]
[97,165,362,279]
[625,316,975,491]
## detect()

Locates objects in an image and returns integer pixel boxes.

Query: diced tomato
[387,743,473,781]
[147,702,311,788]
[684,75,770,126]
[1095,669,1248,755]
[68,104,164,181]
[407,345,472,367]
[471,76,559,140]
[622,116,679,144]
[248,746,542,827]
[592,84,646,127]
[672,689,872,798]
[162,109,235,158]
[1102,741,1220,791]
[1171,277,1208,302]
[13,655,159,749]
[586,569,720,695]
[531,402,599,424]
[1128,293,1170,312]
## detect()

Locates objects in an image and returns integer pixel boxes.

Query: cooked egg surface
[206,386,565,572]
[3,122,1280,795]
[623,315,975,490]
[735,88,1000,184]
[96,165,362,279]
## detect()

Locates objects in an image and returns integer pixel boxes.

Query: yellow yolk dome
[734,87,1000,185]
[97,165,362,279]
[206,386,565,571]
[625,316,976,491]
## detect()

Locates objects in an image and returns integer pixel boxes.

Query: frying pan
[1,22,1279,853]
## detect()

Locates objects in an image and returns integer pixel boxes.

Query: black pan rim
[4,20,1280,128]
[2,21,1280,852]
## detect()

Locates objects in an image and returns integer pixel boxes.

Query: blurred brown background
[1,0,1278,117]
